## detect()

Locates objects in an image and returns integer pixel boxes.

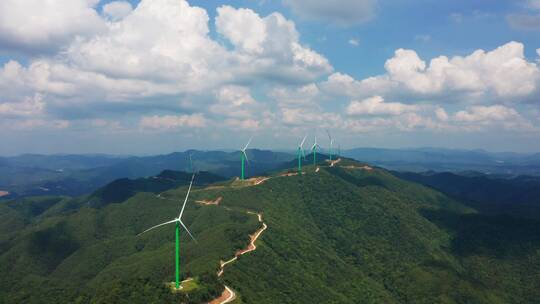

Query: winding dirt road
[209,285,236,304]
[211,210,267,304]
[196,197,223,206]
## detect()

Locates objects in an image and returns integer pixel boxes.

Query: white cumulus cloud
[0,0,105,52]
[216,6,332,82]
[346,96,419,116]
[0,94,44,117]
[102,1,133,21]
[140,114,207,130]
[451,105,534,131]
[323,42,540,103]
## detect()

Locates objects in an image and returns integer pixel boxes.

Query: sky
[0,0,540,155]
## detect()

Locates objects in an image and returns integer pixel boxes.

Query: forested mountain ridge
[1,159,539,303]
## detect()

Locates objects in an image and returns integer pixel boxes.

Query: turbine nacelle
[311,135,321,151]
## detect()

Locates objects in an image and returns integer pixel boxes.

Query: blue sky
[0,0,539,155]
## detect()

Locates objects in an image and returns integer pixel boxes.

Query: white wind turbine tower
[139,174,196,290]
[240,137,252,180]
[297,135,307,173]
[326,130,334,161]
[311,135,321,165]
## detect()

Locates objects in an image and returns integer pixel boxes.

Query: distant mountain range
[342,147,540,175]
[1,147,540,199]
[0,150,294,198]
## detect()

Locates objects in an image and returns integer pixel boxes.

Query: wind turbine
[326,130,334,161]
[297,135,307,173]
[241,137,252,180]
[311,135,321,165]
[139,174,196,290]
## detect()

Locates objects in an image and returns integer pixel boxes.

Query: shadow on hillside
[421,209,540,258]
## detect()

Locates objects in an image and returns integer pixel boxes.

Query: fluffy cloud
[210,86,259,118]
[215,6,332,82]
[346,96,419,116]
[320,72,396,98]
[323,42,540,103]
[102,1,133,21]
[66,0,225,90]
[0,94,44,117]
[384,42,539,97]
[454,105,521,122]
[0,0,332,117]
[452,105,534,131]
[435,107,449,121]
[0,0,538,141]
[216,6,267,54]
[281,107,341,128]
[225,118,260,130]
[0,0,105,52]
[270,84,321,105]
[283,0,378,26]
[139,114,207,130]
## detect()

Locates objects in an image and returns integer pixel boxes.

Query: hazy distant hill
[343,147,540,175]
[0,150,294,198]
[2,147,540,199]
[1,160,539,303]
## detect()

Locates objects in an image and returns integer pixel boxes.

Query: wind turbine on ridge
[326,130,334,161]
[297,135,307,173]
[311,135,321,165]
[139,174,197,290]
[240,137,252,180]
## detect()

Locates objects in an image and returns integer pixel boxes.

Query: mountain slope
[394,171,540,219]
[0,160,539,303]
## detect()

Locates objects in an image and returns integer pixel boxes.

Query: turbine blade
[178,174,195,219]
[300,135,307,147]
[179,220,197,242]
[138,219,177,236]
[243,150,250,163]
[243,137,253,151]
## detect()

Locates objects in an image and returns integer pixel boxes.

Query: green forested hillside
[1,160,539,303]
[394,171,540,220]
